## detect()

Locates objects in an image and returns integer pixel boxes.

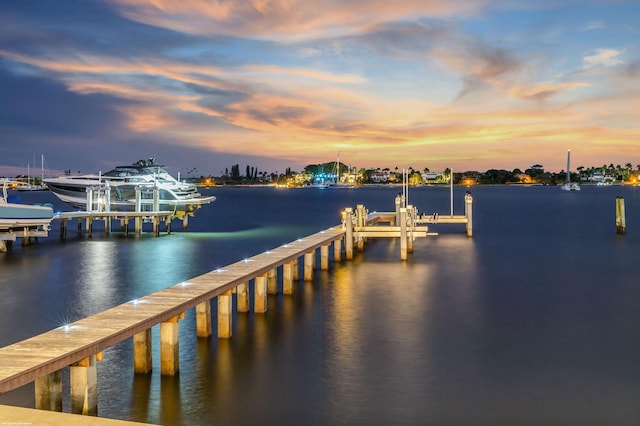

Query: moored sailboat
[561,149,580,191]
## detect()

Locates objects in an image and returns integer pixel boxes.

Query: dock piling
[254,274,268,313]
[616,196,626,234]
[160,317,180,375]
[70,355,97,415]
[267,268,278,294]
[304,251,314,280]
[400,208,407,261]
[237,282,250,312]
[465,192,473,237]
[217,291,233,338]
[321,244,330,270]
[133,328,153,374]
[283,261,294,294]
[34,371,62,412]
[196,301,212,338]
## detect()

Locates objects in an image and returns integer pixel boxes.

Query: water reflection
[74,241,118,317]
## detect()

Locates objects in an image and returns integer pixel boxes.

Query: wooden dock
[0,226,346,412]
[0,193,473,422]
[55,210,177,238]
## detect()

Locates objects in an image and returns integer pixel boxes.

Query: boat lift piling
[57,185,174,240]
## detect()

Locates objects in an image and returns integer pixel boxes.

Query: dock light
[180,282,193,287]
[265,251,272,255]
[59,324,79,333]
[243,258,254,263]
[215,268,225,273]
[282,244,289,248]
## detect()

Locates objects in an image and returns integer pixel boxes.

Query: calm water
[1,185,640,425]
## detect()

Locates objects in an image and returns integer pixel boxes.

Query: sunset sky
[1,0,639,177]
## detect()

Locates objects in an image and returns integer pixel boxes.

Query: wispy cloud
[582,48,624,69]
[110,0,490,41]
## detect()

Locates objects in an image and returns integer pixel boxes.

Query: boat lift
[342,169,473,260]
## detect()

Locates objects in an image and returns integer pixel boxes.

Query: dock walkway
[0,226,345,395]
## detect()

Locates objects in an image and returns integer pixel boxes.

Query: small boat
[45,158,215,214]
[561,150,580,191]
[0,180,53,232]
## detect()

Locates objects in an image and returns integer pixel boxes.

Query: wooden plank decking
[0,404,155,425]
[0,226,345,394]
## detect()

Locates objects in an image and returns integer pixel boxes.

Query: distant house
[370,171,391,183]
[421,172,441,182]
[590,172,605,182]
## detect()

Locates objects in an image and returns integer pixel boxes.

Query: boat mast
[566,149,571,184]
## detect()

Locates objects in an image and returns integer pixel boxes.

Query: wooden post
[283,260,294,295]
[304,251,314,281]
[70,355,98,415]
[356,204,366,251]
[344,208,354,260]
[400,207,407,261]
[35,370,62,411]
[293,257,299,280]
[356,204,366,227]
[407,205,414,254]
[60,219,67,240]
[196,301,212,338]
[267,268,278,294]
[465,191,473,237]
[160,316,180,375]
[321,244,330,270]
[153,216,159,236]
[334,238,342,262]
[616,196,626,234]
[133,328,152,374]
[217,291,233,338]
[86,217,92,238]
[77,218,82,235]
[237,282,250,313]
[105,216,111,235]
[395,194,402,226]
[135,216,142,234]
[183,214,189,230]
[254,274,268,313]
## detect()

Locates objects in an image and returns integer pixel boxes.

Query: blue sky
[1,0,638,177]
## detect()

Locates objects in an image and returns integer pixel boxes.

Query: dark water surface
[1,185,640,425]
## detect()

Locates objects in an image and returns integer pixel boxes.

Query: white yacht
[560,150,580,191]
[0,180,53,232]
[45,158,215,214]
